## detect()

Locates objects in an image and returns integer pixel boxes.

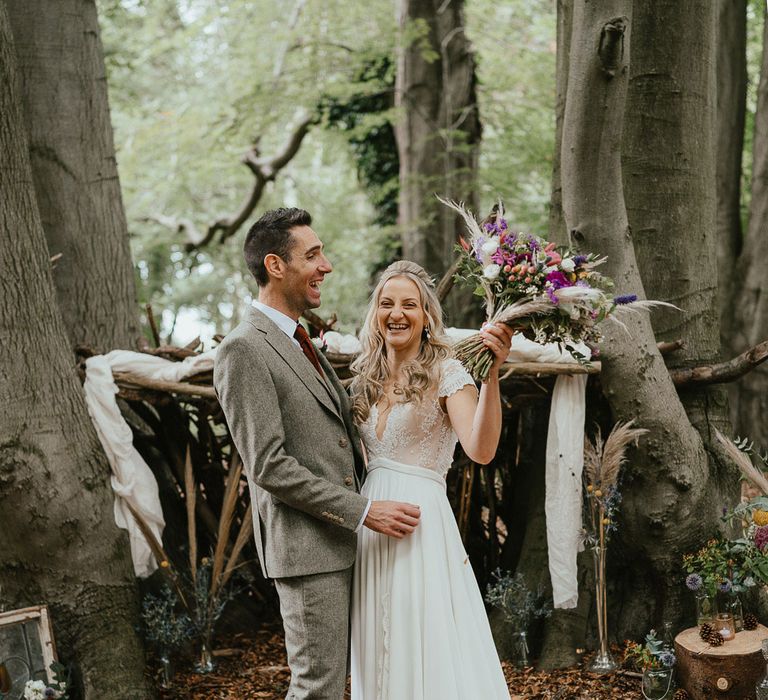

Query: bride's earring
[422,327,430,342]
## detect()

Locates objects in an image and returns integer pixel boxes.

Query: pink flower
[755,525,768,551]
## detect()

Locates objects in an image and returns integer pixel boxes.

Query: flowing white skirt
[351,457,510,700]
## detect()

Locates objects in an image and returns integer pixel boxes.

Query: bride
[349,260,512,700]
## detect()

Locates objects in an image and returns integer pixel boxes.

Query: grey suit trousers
[274,567,353,700]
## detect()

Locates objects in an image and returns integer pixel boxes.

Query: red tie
[294,324,324,377]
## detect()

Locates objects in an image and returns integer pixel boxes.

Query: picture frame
[0,606,57,698]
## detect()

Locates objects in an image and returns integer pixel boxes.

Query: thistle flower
[719,579,732,593]
[614,294,638,305]
[685,573,703,591]
[658,651,676,668]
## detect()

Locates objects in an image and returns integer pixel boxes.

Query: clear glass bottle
[756,639,768,699]
[725,592,744,632]
[662,621,674,651]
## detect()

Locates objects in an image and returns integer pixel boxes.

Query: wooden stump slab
[675,624,768,699]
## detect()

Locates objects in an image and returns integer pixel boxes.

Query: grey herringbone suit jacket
[214,307,368,579]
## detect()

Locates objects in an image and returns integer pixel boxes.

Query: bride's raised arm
[445,322,513,464]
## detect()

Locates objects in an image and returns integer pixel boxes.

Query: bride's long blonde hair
[350,261,452,424]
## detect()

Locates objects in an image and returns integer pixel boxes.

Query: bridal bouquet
[440,197,655,381]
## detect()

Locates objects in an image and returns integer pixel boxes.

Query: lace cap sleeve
[438,358,476,399]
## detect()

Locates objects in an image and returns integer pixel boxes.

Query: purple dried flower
[573,254,588,266]
[546,287,559,305]
[614,294,638,305]
[718,579,732,593]
[685,573,703,591]
[45,689,57,699]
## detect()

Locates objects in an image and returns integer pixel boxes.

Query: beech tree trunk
[715,0,747,333]
[7,0,140,352]
[730,7,768,449]
[561,0,735,650]
[0,5,151,698]
[395,0,481,323]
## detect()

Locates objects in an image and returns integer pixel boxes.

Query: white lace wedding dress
[351,358,510,700]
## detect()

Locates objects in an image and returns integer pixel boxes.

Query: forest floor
[154,623,644,699]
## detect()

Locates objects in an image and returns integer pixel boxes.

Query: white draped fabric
[446,331,589,609]
[83,349,215,577]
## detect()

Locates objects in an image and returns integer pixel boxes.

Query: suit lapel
[247,308,342,420]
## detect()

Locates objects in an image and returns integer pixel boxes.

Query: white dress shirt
[252,300,370,531]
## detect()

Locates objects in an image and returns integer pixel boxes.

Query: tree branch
[171,114,315,252]
[670,339,768,387]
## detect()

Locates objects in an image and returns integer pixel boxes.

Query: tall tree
[0,4,151,697]
[731,6,768,448]
[395,0,481,321]
[7,0,140,352]
[560,0,734,651]
[716,0,748,330]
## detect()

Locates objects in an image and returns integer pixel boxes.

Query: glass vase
[513,630,530,669]
[756,638,768,699]
[642,667,674,700]
[695,592,717,626]
[588,548,617,674]
[158,653,173,689]
[194,641,215,674]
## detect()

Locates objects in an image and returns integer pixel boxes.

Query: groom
[214,207,421,699]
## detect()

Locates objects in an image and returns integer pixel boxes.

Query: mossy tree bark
[0,5,152,698]
[6,0,140,352]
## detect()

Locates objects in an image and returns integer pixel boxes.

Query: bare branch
[182,114,315,251]
[670,339,768,387]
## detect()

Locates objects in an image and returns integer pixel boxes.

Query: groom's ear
[264,253,285,281]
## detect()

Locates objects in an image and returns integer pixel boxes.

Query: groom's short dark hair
[244,207,313,286]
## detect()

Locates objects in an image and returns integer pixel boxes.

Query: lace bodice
[358,358,476,478]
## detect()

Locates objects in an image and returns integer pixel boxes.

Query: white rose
[483,264,501,280]
[24,681,46,700]
[481,237,500,256]
[560,258,575,272]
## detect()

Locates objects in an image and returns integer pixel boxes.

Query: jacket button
[338,437,349,448]
[344,476,353,486]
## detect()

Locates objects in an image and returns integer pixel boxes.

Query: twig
[145,304,161,347]
[184,446,197,585]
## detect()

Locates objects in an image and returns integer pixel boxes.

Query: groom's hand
[364,501,421,539]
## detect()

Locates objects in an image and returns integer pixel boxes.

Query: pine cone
[699,623,715,641]
[673,689,689,700]
[706,631,724,647]
[744,612,759,631]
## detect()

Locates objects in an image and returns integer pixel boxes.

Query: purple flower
[614,294,637,305]
[528,238,540,252]
[573,254,588,266]
[755,525,768,551]
[546,287,559,305]
[45,690,57,699]
[546,270,571,289]
[718,579,732,593]
[685,573,703,591]
[659,651,676,668]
